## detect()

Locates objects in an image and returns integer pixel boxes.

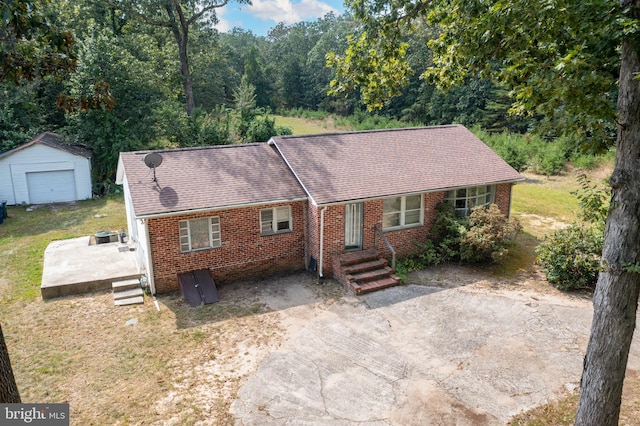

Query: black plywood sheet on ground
[177,269,219,307]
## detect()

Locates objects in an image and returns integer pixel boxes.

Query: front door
[344,202,363,250]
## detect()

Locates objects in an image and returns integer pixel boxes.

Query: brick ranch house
[115,125,523,295]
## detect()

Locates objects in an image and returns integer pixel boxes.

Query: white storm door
[344,203,363,250]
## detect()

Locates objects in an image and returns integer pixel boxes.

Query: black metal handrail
[374,224,396,271]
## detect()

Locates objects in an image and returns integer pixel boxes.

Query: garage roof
[0,132,92,160]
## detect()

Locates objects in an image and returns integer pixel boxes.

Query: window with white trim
[444,185,495,216]
[260,206,292,235]
[382,194,423,230]
[179,216,221,252]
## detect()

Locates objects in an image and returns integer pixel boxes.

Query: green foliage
[536,224,604,290]
[1,0,77,84]
[428,201,466,262]
[333,0,620,148]
[232,74,292,143]
[174,108,233,148]
[472,127,579,175]
[572,173,609,225]
[244,114,292,142]
[536,173,608,290]
[460,204,523,263]
[334,109,418,130]
[398,202,521,280]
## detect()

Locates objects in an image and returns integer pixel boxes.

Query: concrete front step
[342,258,389,275]
[114,296,144,306]
[347,266,394,284]
[350,276,400,295]
[112,278,141,292]
[114,287,144,300]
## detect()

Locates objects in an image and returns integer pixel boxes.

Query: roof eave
[314,177,526,207]
[134,196,309,220]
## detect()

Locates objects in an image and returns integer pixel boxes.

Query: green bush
[536,224,603,290]
[460,204,523,263]
[536,173,607,290]
[428,201,466,262]
[530,140,568,176]
[400,202,521,276]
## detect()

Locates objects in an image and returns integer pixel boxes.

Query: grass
[0,194,127,301]
[273,114,350,135]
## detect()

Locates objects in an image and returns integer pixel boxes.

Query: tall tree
[106,0,249,116]
[0,0,80,401]
[329,0,638,423]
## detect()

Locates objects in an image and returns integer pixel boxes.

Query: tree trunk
[0,324,21,403]
[164,1,195,117]
[178,34,195,117]
[575,1,640,423]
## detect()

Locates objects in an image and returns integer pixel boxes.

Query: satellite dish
[143,152,163,182]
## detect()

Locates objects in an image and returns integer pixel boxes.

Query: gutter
[319,206,327,278]
[136,197,308,220]
[310,178,526,209]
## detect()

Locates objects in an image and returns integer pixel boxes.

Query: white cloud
[248,0,338,25]
[213,7,235,33]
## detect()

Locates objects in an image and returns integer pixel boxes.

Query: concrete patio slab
[230,284,640,425]
[41,236,140,299]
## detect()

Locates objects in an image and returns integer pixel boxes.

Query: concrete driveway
[230,283,640,425]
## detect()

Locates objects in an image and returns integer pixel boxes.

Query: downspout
[319,206,327,278]
[142,219,157,295]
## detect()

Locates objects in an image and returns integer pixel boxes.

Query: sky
[214,0,346,36]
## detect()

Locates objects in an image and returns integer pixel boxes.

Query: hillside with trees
[2,0,538,191]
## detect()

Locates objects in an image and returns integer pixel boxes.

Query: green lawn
[273,114,350,135]
[0,195,127,301]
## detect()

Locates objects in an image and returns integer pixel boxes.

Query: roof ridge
[272,124,462,140]
[128,142,267,155]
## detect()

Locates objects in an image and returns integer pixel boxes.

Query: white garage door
[26,170,77,204]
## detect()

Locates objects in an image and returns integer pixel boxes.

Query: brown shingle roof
[119,143,307,217]
[270,125,524,205]
[0,132,92,160]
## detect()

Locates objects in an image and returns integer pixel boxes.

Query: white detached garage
[0,132,92,205]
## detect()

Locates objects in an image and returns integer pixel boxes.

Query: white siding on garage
[26,170,77,204]
[0,143,92,205]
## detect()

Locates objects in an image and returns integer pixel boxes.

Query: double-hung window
[382,194,423,230]
[260,206,292,235]
[444,185,495,216]
[179,216,221,252]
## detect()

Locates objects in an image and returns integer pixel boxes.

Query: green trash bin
[1,201,6,219]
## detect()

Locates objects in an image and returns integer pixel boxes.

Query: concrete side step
[115,296,144,306]
[112,278,141,291]
[114,287,144,300]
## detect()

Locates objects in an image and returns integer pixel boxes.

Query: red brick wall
[494,183,513,217]
[311,185,514,277]
[148,201,306,293]
[312,192,447,276]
